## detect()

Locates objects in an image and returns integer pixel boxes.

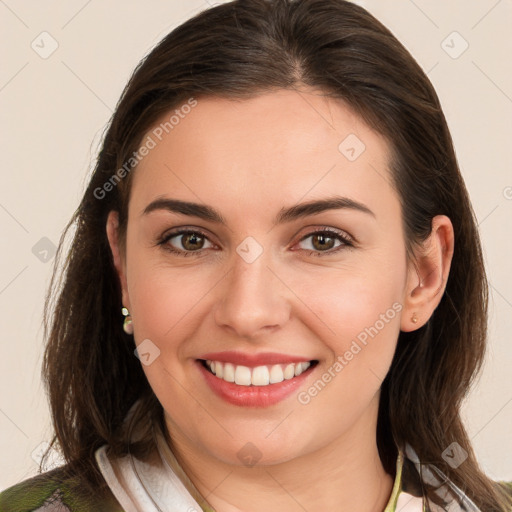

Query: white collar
[95,440,203,512]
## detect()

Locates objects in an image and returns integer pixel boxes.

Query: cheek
[284,257,404,345]
[127,256,212,342]
[125,260,208,425]
[290,282,402,443]
[286,256,405,397]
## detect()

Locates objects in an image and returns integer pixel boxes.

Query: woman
[1,0,510,510]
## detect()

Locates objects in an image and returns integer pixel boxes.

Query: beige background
[0,0,511,491]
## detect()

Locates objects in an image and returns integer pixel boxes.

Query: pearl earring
[122,307,134,335]
[411,312,418,324]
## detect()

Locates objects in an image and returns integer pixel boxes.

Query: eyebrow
[142,195,375,225]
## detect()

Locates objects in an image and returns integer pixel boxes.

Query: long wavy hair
[41,0,511,509]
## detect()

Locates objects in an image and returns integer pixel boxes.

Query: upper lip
[198,351,315,367]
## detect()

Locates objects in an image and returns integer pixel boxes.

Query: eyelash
[156,227,354,258]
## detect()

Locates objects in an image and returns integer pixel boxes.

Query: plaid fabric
[0,466,123,512]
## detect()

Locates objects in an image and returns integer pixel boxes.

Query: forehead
[129,89,396,222]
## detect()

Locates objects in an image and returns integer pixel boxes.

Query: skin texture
[106,88,454,511]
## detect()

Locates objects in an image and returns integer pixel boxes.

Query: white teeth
[252,366,270,386]
[223,362,235,383]
[283,364,295,380]
[205,360,312,386]
[234,365,252,386]
[269,364,284,384]
[295,361,311,377]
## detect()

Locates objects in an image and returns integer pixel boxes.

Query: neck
[163,397,395,512]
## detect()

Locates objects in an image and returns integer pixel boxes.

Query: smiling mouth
[199,359,318,386]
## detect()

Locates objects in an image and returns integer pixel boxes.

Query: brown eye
[296,229,353,256]
[181,233,205,251]
[159,229,215,255]
[311,233,336,251]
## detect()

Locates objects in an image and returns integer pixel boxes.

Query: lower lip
[196,360,314,407]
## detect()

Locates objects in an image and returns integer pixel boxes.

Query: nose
[213,250,291,340]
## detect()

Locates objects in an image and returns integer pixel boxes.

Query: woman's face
[109,88,416,466]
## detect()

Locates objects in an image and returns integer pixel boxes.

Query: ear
[400,215,455,332]
[106,210,130,310]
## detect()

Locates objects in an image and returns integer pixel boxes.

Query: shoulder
[0,464,124,512]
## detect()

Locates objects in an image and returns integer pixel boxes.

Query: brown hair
[41,0,511,509]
